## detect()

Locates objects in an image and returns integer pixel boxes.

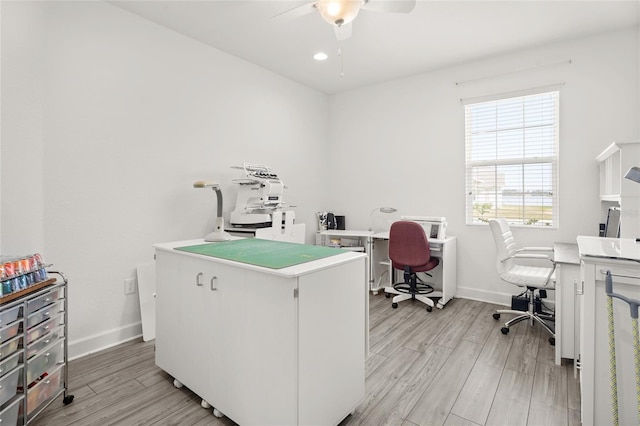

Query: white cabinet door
[201,260,246,418]
[156,252,246,413]
[175,255,215,398]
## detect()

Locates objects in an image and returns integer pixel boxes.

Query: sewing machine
[229,163,286,228]
[401,215,447,239]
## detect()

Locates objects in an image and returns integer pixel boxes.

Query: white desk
[317,230,457,308]
[317,229,374,288]
[154,239,366,425]
[371,232,457,309]
[577,236,640,426]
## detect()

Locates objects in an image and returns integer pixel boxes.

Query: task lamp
[193,181,231,242]
[369,206,398,231]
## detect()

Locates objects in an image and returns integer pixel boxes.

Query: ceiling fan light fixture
[316,0,362,26]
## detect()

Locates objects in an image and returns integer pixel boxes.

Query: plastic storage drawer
[25,314,64,345]
[0,396,23,425]
[25,339,63,384]
[25,364,63,416]
[0,306,21,328]
[26,301,63,329]
[26,288,62,316]
[0,336,21,361]
[0,353,20,378]
[0,366,23,407]
[0,321,21,345]
[27,327,64,359]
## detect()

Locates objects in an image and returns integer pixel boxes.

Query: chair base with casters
[384,267,439,312]
[492,286,555,346]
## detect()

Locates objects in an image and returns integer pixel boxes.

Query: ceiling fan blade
[361,0,416,13]
[272,2,317,21]
[334,22,352,41]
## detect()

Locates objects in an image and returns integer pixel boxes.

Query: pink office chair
[384,221,440,312]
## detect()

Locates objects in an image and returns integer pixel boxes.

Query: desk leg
[437,239,457,309]
[367,237,375,294]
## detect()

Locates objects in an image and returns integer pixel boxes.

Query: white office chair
[489,218,556,345]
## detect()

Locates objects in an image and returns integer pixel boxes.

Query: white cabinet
[154,242,366,426]
[596,141,640,238]
[577,236,640,426]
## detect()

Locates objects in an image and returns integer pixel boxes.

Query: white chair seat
[501,265,555,288]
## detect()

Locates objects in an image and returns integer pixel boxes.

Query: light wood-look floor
[29,294,580,426]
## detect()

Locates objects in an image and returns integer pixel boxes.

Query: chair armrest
[501,253,555,265]
[513,253,552,260]
[517,246,554,253]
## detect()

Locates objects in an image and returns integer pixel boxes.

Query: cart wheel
[213,408,224,418]
[385,293,391,298]
[500,327,509,334]
[63,395,74,405]
[173,379,183,389]
[493,313,501,320]
[201,400,211,409]
[549,337,555,346]
[392,303,398,309]
[426,305,432,312]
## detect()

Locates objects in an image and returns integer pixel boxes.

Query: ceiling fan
[275,0,417,41]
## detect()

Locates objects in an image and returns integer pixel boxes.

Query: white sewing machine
[401,215,447,240]
[229,163,286,228]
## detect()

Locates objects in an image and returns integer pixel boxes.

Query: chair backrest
[389,220,431,268]
[489,218,518,276]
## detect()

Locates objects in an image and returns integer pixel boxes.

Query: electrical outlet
[124,278,137,295]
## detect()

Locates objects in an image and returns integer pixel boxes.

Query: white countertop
[577,236,640,262]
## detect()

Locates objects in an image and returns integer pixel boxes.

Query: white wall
[1,1,330,358]
[328,28,639,305]
[2,1,638,358]
[1,2,47,255]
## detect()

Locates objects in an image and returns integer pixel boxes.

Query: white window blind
[465,90,559,227]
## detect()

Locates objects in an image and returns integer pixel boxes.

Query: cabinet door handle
[210,276,218,291]
[196,272,203,287]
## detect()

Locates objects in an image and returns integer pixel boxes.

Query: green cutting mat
[175,239,345,269]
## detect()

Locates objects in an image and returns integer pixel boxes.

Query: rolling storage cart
[0,267,73,425]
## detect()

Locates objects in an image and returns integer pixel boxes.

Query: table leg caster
[173,379,183,389]
[213,408,224,418]
[201,400,211,409]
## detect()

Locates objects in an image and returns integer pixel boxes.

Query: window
[465,89,559,227]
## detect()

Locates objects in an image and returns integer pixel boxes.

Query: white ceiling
[109,0,640,94]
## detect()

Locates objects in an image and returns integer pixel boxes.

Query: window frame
[464,88,560,228]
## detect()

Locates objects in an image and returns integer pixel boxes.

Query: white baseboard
[455,285,556,309]
[455,286,512,306]
[68,322,143,361]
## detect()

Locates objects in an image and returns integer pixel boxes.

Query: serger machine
[229,163,286,228]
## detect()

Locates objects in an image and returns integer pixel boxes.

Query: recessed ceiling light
[313,52,328,61]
